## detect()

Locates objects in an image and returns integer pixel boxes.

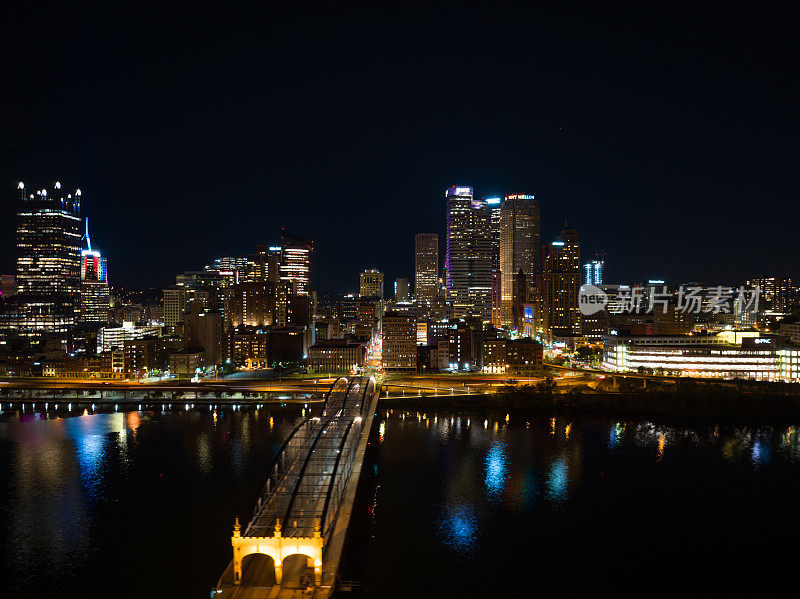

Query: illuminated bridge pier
[215,376,379,598]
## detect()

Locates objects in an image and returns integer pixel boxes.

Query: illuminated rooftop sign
[447,186,473,197]
[505,194,535,200]
[485,197,502,205]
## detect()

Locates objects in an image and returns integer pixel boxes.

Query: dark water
[0,405,305,598]
[342,410,800,596]
[2,406,799,598]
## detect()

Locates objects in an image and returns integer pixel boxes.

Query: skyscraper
[485,197,503,326]
[414,233,439,304]
[359,269,384,299]
[445,186,491,319]
[499,194,540,331]
[163,287,187,327]
[15,181,83,333]
[583,259,604,285]
[280,229,312,296]
[541,226,581,337]
[395,277,410,302]
[79,219,110,324]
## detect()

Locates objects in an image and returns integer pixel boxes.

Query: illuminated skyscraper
[163,287,187,327]
[359,269,384,299]
[79,219,110,323]
[445,186,492,319]
[499,194,540,331]
[485,197,503,326]
[414,233,439,304]
[541,226,581,336]
[280,229,312,296]
[582,259,604,285]
[15,181,82,333]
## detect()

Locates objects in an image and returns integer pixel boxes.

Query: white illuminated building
[602,332,800,382]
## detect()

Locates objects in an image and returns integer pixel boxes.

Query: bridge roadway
[215,376,379,598]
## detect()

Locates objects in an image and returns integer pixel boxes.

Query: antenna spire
[83,218,92,252]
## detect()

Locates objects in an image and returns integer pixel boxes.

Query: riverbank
[380,384,800,423]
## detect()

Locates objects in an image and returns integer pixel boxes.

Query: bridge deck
[216,376,378,597]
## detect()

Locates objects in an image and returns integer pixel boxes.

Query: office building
[79,219,110,324]
[224,281,276,329]
[500,194,539,331]
[583,259,604,286]
[360,269,384,299]
[184,305,224,365]
[15,181,83,333]
[482,338,543,374]
[603,332,800,382]
[541,226,581,337]
[381,311,417,370]
[445,186,492,319]
[98,321,162,353]
[485,197,503,326]
[163,287,187,327]
[414,233,439,304]
[307,339,366,374]
[395,277,410,303]
[746,277,793,314]
[280,229,312,296]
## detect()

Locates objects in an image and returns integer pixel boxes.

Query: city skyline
[4,5,800,598]
[4,4,799,291]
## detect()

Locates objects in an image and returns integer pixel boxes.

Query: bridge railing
[244,377,349,535]
[240,376,377,540]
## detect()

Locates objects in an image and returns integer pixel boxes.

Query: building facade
[541,227,581,337]
[307,339,366,373]
[445,186,492,320]
[381,311,417,370]
[15,182,83,333]
[414,233,439,304]
[163,287,187,327]
[602,333,800,382]
[500,194,539,331]
[359,269,384,300]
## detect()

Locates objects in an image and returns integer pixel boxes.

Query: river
[1,405,798,597]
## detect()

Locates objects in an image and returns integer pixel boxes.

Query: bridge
[215,375,380,597]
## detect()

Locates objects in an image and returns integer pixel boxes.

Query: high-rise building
[207,256,248,277]
[79,219,110,324]
[359,269,384,299]
[15,181,83,333]
[381,311,417,370]
[395,277,410,302]
[499,194,540,331]
[184,304,224,365]
[414,233,439,304]
[485,197,503,326]
[280,229,312,296]
[746,277,793,314]
[445,186,492,319]
[163,287,187,327]
[541,226,581,337]
[583,259,604,286]
[224,281,277,328]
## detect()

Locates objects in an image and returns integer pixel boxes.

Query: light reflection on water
[484,441,508,501]
[0,406,303,599]
[373,409,800,570]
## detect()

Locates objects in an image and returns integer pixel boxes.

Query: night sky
[3,2,798,293]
